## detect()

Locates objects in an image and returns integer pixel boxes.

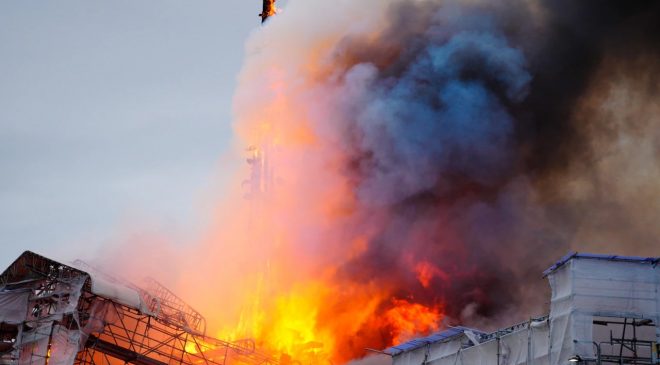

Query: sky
[0,1,276,269]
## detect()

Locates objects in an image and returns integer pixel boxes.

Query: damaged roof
[384,326,485,356]
[543,252,659,277]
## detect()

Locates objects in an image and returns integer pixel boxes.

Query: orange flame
[414,261,450,289]
[261,0,278,21]
[385,299,443,345]
[177,8,450,363]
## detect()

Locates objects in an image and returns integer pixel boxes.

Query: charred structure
[0,251,278,365]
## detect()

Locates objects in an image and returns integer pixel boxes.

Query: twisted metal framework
[0,251,278,365]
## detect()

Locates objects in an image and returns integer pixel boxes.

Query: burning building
[3,1,658,364]
[0,251,278,365]
[176,1,660,363]
[384,253,660,365]
[2,251,656,365]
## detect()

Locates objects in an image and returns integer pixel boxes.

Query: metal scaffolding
[0,251,278,365]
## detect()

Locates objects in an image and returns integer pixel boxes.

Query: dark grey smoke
[318,0,660,356]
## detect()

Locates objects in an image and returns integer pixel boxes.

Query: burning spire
[260,0,277,23]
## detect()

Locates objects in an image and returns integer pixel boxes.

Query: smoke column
[166,0,660,363]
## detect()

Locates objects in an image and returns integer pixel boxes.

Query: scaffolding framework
[0,251,278,365]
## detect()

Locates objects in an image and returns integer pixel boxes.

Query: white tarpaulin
[12,275,88,365]
[392,320,550,365]
[71,261,152,315]
[390,254,659,365]
[17,321,52,365]
[548,256,660,364]
[48,325,82,365]
[0,290,30,324]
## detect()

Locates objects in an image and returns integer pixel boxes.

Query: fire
[267,289,328,354]
[261,0,279,22]
[98,0,660,363]
[184,337,222,363]
[195,273,445,363]
[384,299,443,345]
[414,261,449,289]
[185,342,198,354]
[268,3,279,18]
[184,339,214,355]
[184,66,451,362]
[248,283,335,358]
[179,2,454,363]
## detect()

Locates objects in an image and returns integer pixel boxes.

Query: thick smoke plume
[97,1,660,364]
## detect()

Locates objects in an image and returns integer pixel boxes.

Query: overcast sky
[0,1,275,269]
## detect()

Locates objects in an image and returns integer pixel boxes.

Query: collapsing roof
[0,251,277,365]
[385,252,660,365]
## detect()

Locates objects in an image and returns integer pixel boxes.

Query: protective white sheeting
[82,300,117,336]
[12,275,88,365]
[14,277,126,365]
[4,255,154,365]
[548,257,660,364]
[393,336,463,365]
[0,290,30,324]
[48,325,82,365]
[394,320,550,365]
[18,321,86,365]
[17,337,49,365]
[18,321,51,365]
[73,263,152,315]
[54,276,87,315]
[89,274,142,310]
[17,322,52,347]
[391,255,659,365]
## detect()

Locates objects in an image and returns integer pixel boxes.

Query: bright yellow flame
[268,287,329,355]
[184,341,199,354]
[184,338,218,357]
[212,282,338,363]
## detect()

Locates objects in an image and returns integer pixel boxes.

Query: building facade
[386,253,660,365]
